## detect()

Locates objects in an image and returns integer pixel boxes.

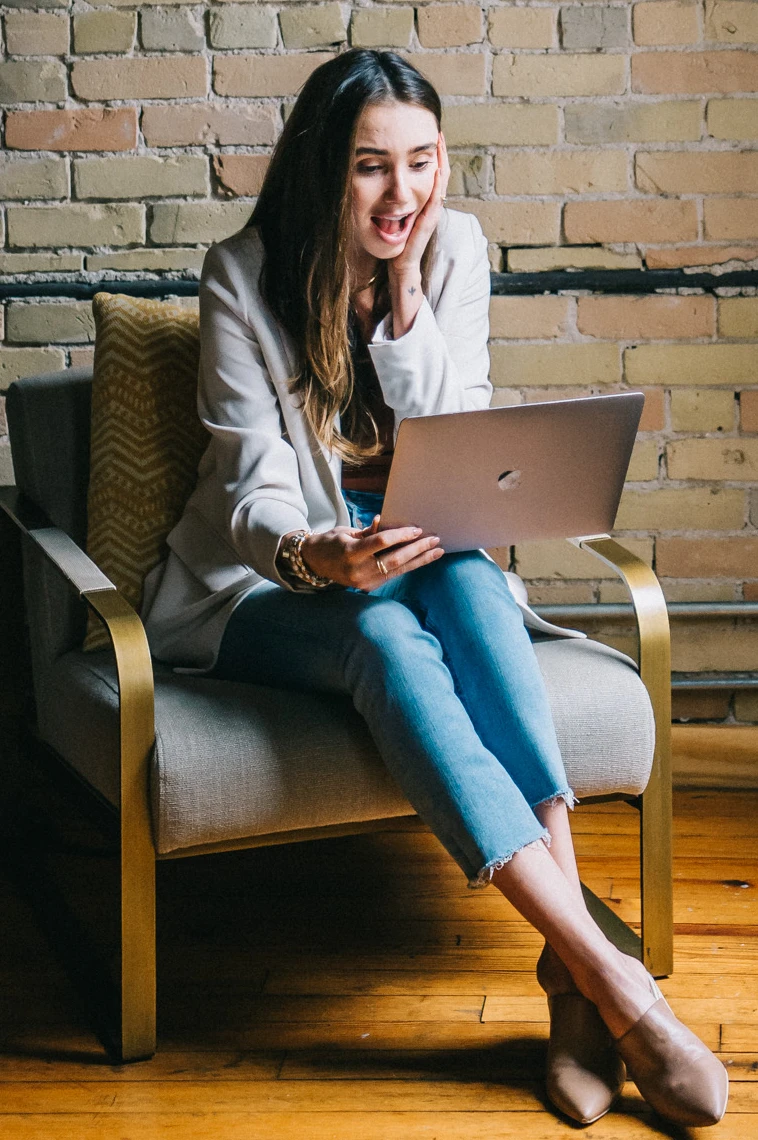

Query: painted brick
[657,538,758,578]
[495,151,628,196]
[745,583,758,600]
[488,6,555,48]
[73,12,136,53]
[141,8,205,51]
[141,103,279,147]
[214,154,270,197]
[662,579,737,601]
[625,344,758,386]
[453,199,560,246]
[74,155,209,200]
[86,249,206,271]
[671,690,731,721]
[633,0,700,46]
[514,537,652,580]
[719,297,758,338]
[705,198,758,239]
[493,54,626,98]
[405,52,486,96]
[350,8,414,48]
[560,5,629,51]
[706,0,758,43]
[632,50,758,94]
[672,622,758,672]
[0,348,66,392]
[638,388,665,431]
[447,152,491,196]
[72,58,207,101]
[645,244,758,268]
[150,201,253,244]
[707,97,758,140]
[615,488,745,531]
[667,437,758,480]
[417,5,482,48]
[0,157,68,201]
[0,253,82,273]
[214,53,333,97]
[442,104,558,147]
[209,7,278,49]
[84,0,197,5]
[626,438,660,480]
[741,391,758,432]
[68,348,95,369]
[523,583,596,605]
[670,388,736,432]
[0,0,66,7]
[564,101,702,145]
[576,295,715,340]
[490,343,620,388]
[280,5,347,48]
[4,12,68,55]
[4,108,138,152]
[7,204,145,249]
[488,296,571,340]
[734,691,758,722]
[636,150,758,194]
[489,388,522,409]
[0,61,66,102]
[6,302,95,346]
[565,199,699,244]
[506,247,643,272]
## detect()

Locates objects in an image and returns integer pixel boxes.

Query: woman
[142,49,728,1127]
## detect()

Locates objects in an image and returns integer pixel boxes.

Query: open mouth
[371,213,413,238]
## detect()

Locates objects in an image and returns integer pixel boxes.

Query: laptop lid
[380,392,644,551]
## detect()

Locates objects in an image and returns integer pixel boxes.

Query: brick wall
[0,1,757,716]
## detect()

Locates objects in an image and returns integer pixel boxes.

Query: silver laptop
[380,392,644,551]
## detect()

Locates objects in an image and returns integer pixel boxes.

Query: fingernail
[412,527,422,535]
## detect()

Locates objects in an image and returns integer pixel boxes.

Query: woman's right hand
[297,517,444,591]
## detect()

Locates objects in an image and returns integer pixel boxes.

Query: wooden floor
[1,783,757,1138]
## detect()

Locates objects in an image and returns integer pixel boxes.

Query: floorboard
[0,787,756,1137]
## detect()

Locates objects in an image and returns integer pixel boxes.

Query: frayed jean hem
[532,788,579,812]
[467,830,552,890]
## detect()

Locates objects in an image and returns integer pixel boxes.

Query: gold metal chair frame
[1,487,672,1062]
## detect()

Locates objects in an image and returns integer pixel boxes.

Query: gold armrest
[1,485,156,1051]
[570,535,673,975]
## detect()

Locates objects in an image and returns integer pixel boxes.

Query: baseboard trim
[673,725,758,789]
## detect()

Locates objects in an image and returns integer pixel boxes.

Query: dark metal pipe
[1,267,758,301]
[535,602,758,620]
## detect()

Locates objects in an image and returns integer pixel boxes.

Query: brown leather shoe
[545,992,626,1124]
[615,985,729,1127]
[537,946,626,1124]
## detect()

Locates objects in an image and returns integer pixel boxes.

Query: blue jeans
[213,490,574,886]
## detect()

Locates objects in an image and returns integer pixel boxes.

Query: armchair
[2,363,671,1063]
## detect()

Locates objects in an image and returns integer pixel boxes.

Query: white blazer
[142,208,581,671]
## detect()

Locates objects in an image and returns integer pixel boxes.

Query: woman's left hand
[386,133,449,338]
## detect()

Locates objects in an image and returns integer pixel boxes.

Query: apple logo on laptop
[497,469,522,492]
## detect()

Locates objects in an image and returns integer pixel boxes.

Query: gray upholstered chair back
[6,369,95,666]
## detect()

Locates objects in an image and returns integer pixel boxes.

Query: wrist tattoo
[408,286,416,295]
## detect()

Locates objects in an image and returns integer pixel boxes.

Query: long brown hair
[249,50,442,460]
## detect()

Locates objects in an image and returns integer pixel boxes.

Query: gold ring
[375,556,389,576]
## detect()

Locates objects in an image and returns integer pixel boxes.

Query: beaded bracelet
[279,530,333,589]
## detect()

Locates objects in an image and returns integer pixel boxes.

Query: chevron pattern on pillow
[83,292,207,651]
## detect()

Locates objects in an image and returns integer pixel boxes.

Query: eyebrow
[355,143,437,157]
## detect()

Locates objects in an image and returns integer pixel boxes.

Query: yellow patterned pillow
[84,293,207,651]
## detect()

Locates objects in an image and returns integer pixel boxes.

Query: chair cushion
[84,294,206,650]
[36,637,654,856]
